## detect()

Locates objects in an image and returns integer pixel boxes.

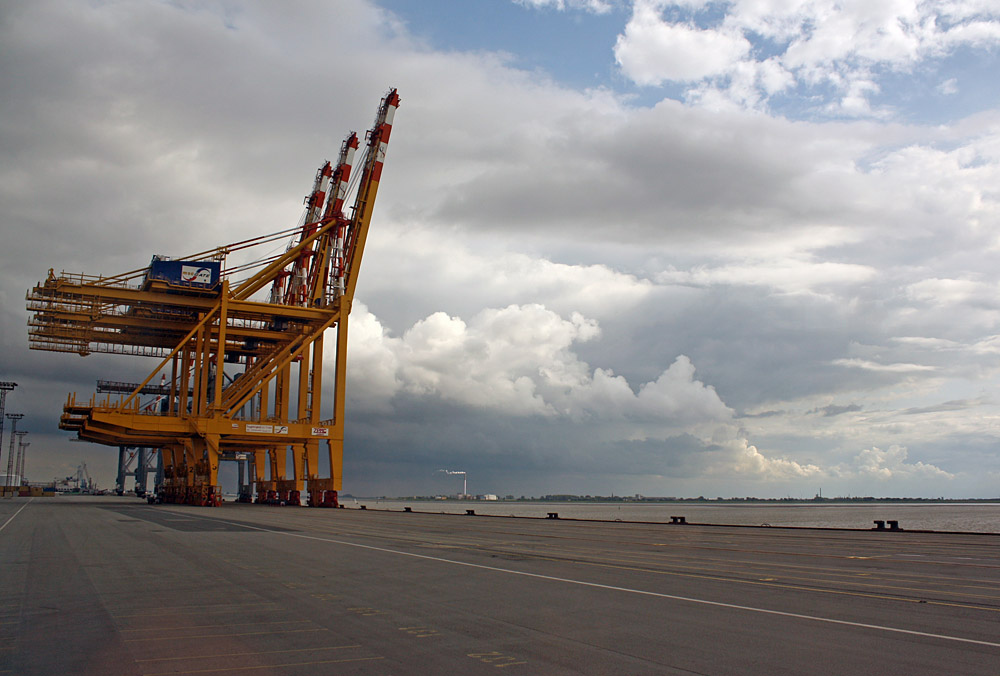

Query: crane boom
[341,88,400,303]
[270,161,333,305]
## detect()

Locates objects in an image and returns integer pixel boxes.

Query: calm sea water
[354,500,1000,534]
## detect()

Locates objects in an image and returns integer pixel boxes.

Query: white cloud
[969,335,1000,355]
[938,77,959,95]
[345,301,835,485]
[561,354,734,424]
[344,301,403,412]
[347,302,736,433]
[832,358,936,373]
[725,435,825,480]
[613,0,1000,113]
[905,278,998,306]
[346,303,598,415]
[849,445,954,479]
[615,1,751,83]
[657,258,876,295]
[515,0,616,12]
[363,224,655,324]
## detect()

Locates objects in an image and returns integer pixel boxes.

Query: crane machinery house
[143,256,222,292]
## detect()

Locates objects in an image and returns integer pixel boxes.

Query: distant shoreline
[349,496,1000,504]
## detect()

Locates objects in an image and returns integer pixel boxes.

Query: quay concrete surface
[1,496,999,675]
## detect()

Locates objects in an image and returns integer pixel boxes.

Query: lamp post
[0,383,17,485]
[14,433,28,487]
[4,414,23,494]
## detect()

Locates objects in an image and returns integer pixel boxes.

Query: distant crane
[438,469,467,497]
[69,463,93,493]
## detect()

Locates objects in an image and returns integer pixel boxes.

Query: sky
[2,0,1000,499]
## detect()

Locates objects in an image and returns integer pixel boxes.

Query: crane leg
[253,449,271,504]
[306,438,342,507]
[162,446,183,503]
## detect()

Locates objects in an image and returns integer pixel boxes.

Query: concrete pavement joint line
[190,512,1000,650]
[557,550,1000,609]
[0,500,32,534]
[508,536,1000,586]
[134,645,363,662]
[121,619,313,632]
[111,602,279,618]
[126,628,328,642]
[141,655,385,676]
[402,533,1000,609]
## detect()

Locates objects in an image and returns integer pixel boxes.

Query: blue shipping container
[146,259,221,289]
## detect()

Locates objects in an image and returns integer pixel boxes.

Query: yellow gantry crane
[26,89,400,506]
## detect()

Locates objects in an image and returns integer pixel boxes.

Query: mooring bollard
[873,520,885,530]
[404,506,412,512]
[670,516,687,525]
[547,512,559,519]
[360,505,366,510]
[887,520,902,531]
[466,509,476,515]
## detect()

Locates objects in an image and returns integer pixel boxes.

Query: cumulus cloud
[344,300,835,490]
[849,445,954,480]
[725,435,825,480]
[347,302,598,415]
[613,0,1000,113]
[614,1,752,83]
[347,302,732,431]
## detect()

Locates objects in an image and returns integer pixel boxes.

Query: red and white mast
[339,88,400,302]
[325,133,359,300]
[282,162,334,306]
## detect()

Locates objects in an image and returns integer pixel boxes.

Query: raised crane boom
[269,160,333,306]
[26,89,400,507]
[341,88,400,303]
